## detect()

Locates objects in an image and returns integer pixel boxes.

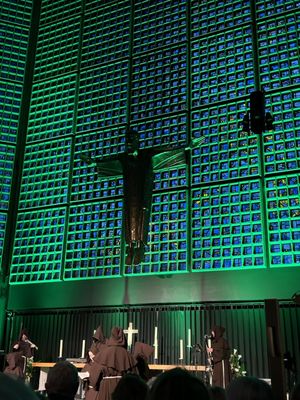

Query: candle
[207,337,211,348]
[179,339,183,360]
[81,339,86,358]
[59,339,63,358]
[187,329,191,348]
[154,326,158,360]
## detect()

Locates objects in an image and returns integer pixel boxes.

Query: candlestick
[81,339,86,358]
[154,326,158,360]
[59,339,63,358]
[179,339,184,360]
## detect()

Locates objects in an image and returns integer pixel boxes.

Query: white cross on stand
[124,322,139,350]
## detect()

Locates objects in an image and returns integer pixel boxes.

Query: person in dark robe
[4,328,37,380]
[87,325,107,364]
[85,327,137,400]
[132,341,154,382]
[81,326,107,400]
[207,325,231,388]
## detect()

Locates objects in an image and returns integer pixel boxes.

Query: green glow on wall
[0,0,299,285]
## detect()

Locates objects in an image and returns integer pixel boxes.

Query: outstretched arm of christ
[79,134,205,265]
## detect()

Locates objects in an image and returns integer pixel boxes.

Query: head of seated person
[0,372,39,400]
[226,376,274,400]
[149,367,210,400]
[112,373,149,400]
[45,361,79,400]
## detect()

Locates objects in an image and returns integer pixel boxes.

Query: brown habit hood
[92,325,106,343]
[106,327,127,348]
[212,325,225,340]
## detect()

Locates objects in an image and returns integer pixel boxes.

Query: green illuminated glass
[0,145,15,210]
[4,0,300,284]
[0,213,7,267]
[19,138,71,208]
[82,0,131,67]
[27,75,77,142]
[10,208,65,284]
[34,17,81,81]
[125,190,188,275]
[0,81,23,144]
[191,101,260,184]
[191,181,266,270]
[64,200,123,280]
[266,174,300,267]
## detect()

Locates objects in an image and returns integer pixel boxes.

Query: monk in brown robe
[132,341,154,382]
[87,327,137,400]
[87,326,107,363]
[82,326,107,400]
[4,329,37,380]
[208,325,231,388]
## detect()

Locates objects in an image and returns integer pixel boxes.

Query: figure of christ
[81,129,204,265]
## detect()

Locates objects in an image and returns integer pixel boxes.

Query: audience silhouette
[149,367,210,400]
[226,376,274,400]
[45,361,79,400]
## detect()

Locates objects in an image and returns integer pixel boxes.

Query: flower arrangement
[229,348,247,378]
[25,357,34,383]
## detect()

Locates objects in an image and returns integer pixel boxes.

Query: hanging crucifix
[80,128,204,266]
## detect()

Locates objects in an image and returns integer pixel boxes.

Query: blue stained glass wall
[1,0,300,284]
[0,0,33,271]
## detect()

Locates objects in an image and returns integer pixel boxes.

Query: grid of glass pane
[266,174,300,267]
[77,61,129,131]
[27,75,76,143]
[72,129,125,203]
[0,144,15,211]
[0,23,29,83]
[0,0,32,27]
[191,26,255,106]
[19,138,71,209]
[4,0,300,284]
[10,208,65,284]
[0,81,23,144]
[39,0,82,27]
[264,88,300,174]
[132,113,188,149]
[191,181,265,270]
[133,0,187,54]
[191,101,260,184]
[0,213,7,267]
[34,16,81,80]
[190,0,251,37]
[256,0,300,19]
[82,1,130,68]
[131,45,187,120]
[257,12,300,91]
[65,200,123,279]
[125,190,188,275]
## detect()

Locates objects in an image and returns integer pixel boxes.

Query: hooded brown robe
[132,341,154,381]
[83,326,108,400]
[87,327,137,400]
[211,325,231,388]
[3,329,34,379]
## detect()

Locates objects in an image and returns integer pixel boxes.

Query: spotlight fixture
[242,90,274,134]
